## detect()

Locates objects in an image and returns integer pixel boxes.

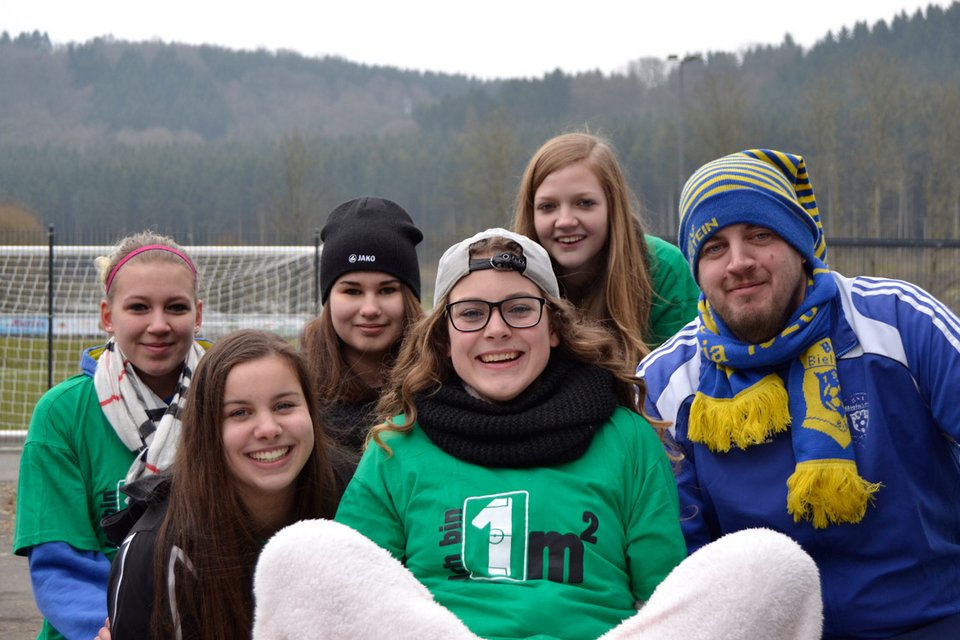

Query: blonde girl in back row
[512,132,700,366]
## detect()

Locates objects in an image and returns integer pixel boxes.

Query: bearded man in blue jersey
[639,149,960,640]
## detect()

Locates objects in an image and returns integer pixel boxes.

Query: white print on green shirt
[463,492,529,581]
[445,491,600,584]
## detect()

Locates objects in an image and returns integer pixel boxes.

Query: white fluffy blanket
[252,520,821,640]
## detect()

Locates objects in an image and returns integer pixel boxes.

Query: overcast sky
[3,0,953,79]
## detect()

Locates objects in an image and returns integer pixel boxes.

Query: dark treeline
[1,2,959,254]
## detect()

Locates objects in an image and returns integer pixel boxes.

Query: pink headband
[105,244,198,293]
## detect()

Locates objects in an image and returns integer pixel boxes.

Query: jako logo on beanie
[319,196,423,302]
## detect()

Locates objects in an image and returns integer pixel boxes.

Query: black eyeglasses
[445,296,547,332]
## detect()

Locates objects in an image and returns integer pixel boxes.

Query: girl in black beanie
[301,196,424,457]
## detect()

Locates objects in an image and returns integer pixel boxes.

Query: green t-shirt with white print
[335,406,685,640]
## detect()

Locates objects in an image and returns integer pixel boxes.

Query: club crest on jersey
[845,392,870,440]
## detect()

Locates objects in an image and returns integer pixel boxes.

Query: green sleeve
[15,440,98,554]
[645,235,700,348]
[620,409,686,602]
[334,436,407,562]
[14,376,133,558]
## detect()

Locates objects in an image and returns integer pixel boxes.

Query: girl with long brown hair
[300,196,423,454]
[106,330,342,639]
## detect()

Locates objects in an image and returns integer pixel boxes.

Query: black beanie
[320,196,423,302]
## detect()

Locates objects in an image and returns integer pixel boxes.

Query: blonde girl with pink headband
[14,230,207,640]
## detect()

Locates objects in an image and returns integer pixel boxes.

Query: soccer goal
[0,244,319,439]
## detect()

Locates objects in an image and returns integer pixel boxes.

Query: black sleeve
[107,529,158,640]
[101,474,170,546]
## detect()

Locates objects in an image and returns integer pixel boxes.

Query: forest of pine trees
[1,3,959,255]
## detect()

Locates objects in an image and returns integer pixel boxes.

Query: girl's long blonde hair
[512,132,654,367]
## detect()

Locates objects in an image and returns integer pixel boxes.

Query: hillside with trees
[1,2,958,250]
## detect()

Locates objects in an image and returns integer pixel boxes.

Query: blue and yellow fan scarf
[691,263,881,528]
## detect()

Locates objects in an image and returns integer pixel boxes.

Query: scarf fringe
[786,459,882,529]
[689,374,791,452]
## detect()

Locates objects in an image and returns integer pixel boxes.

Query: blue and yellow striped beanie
[678,149,826,281]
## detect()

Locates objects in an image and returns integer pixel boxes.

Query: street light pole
[667,54,701,203]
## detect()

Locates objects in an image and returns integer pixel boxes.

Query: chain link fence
[2,232,958,442]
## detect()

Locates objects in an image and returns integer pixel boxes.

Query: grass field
[0,336,91,433]
[0,334,304,435]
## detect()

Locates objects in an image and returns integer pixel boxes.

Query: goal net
[0,245,318,439]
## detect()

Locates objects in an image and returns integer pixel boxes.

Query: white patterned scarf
[94,338,206,485]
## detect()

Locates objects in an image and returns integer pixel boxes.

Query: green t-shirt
[14,372,135,640]
[645,235,700,348]
[335,406,685,640]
